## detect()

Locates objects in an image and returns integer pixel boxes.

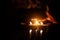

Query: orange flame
[46,5,57,24]
[29,18,44,26]
[46,12,57,24]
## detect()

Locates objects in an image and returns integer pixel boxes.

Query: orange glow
[29,18,40,26]
[46,5,57,24]
[29,18,45,26]
[30,22,32,25]
[40,22,44,25]
[46,11,57,24]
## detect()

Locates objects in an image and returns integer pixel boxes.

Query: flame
[35,21,40,25]
[46,5,57,24]
[40,22,44,25]
[30,21,32,25]
[46,10,57,24]
[29,18,44,26]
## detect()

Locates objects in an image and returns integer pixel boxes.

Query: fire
[30,21,32,25]
[29,18,44,26]
[46,5,57,24]
[40,22,44,25]
[46,12,57,24]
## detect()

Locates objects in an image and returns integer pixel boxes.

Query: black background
[6,0,60,40]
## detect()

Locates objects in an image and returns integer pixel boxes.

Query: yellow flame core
[29,18,44,26]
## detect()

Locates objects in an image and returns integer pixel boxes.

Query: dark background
[6,0,60,40]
